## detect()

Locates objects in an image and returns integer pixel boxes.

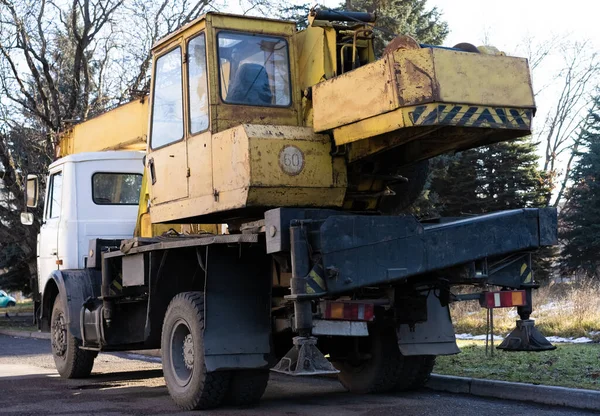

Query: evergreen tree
[560,95,600,279]
[428,137,555,282]
[279,0,448,53]
[346,0,448,54]
[431,138,551,215]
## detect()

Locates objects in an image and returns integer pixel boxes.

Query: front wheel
[51,297,96,378]
[6,301,16,307]
[161,292,231,410]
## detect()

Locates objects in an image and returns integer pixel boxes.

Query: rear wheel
[225,369,269,406]
[332,326,436,393]
[161,292,230,410]
[51,297,96,378]
[6,301,16,307]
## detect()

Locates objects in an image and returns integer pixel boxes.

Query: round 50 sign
[279,145,305,176]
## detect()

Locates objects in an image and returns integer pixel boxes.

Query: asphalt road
[0,334,597,416]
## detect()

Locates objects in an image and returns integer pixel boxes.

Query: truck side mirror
[26,174,39,208]
[20,212,34,226]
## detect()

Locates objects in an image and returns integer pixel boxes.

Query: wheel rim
[169,318,194,386]
[51,311,67,359]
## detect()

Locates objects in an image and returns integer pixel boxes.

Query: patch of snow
[588,331,600,336]
[544,336,593,344]
[456,333,594,344]
[455,333,504,341]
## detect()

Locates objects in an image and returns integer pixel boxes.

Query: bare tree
[119,0,217,97]
[0,0,124,134]
[538,42,599,206]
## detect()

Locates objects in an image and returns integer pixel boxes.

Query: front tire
[6,301,16,307]
[51,297,96,378]
[161,292,230,410]
[333,326,436,393]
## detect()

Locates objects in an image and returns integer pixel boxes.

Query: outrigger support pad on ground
[271,336,340,376]
[497,319,556,351]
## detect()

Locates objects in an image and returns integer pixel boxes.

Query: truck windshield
[218,32,291,107]
[92,173,143,205]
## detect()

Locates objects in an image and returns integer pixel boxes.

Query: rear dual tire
[333,326,435,394]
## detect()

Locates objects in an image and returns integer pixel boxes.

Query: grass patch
[435,340,600,390]
[451,280,600,341]
[0,314,36,332]
[0,300,34,314]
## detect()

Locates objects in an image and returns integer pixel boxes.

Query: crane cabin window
[188,33,209,134]
[92,173,143,205]
[218,32,291,107]
[151,47,183,149]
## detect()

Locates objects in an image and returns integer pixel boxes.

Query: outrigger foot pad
[271,336,340,376]
[497,319,556,351]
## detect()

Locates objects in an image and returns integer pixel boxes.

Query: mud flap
[396,291,460,356]
[203,243,272,372]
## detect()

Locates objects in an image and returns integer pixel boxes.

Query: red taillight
[323,301,375,321]
[481,290,527,309]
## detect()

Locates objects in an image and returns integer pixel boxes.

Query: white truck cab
[36,151,144,296]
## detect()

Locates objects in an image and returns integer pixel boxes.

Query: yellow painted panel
[296,26,337,91]
[212,125,250,197]
[394,48,436,106]
[214,105,300,133]
[187,130,213,199]
[149,140,188,204]
[149,124,347,223]
[247,187,345,207]
[312,58,396,132]
[333,107,406,145]
[246,127,336,188]
[208,13,296,36]
[150,194,221,223]
[432,49,535,108]
[58,98,148,157]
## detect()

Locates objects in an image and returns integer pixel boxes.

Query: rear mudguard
[40,269,101,340]
[397,291,460,356]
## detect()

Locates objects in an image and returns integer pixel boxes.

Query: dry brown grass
[451,280,600,340]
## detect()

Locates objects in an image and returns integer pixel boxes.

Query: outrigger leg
[498,286,556,352]
[272,221,339,376]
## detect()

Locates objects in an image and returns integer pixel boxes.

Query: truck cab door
[37,170,63,292]
[148,44,189,204]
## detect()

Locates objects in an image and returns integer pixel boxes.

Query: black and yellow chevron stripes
[110,276,123,296]
[304,264,327,295]
[520,262,533,284]
[410,104,533,130]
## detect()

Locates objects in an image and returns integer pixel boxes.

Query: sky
[429,0,599,51]
[287,0,599,197]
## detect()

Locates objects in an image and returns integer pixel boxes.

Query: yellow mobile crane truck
[22,9,557,411]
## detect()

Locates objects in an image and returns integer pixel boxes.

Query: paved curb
[0,329,49,340]
[427,374,600,411]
